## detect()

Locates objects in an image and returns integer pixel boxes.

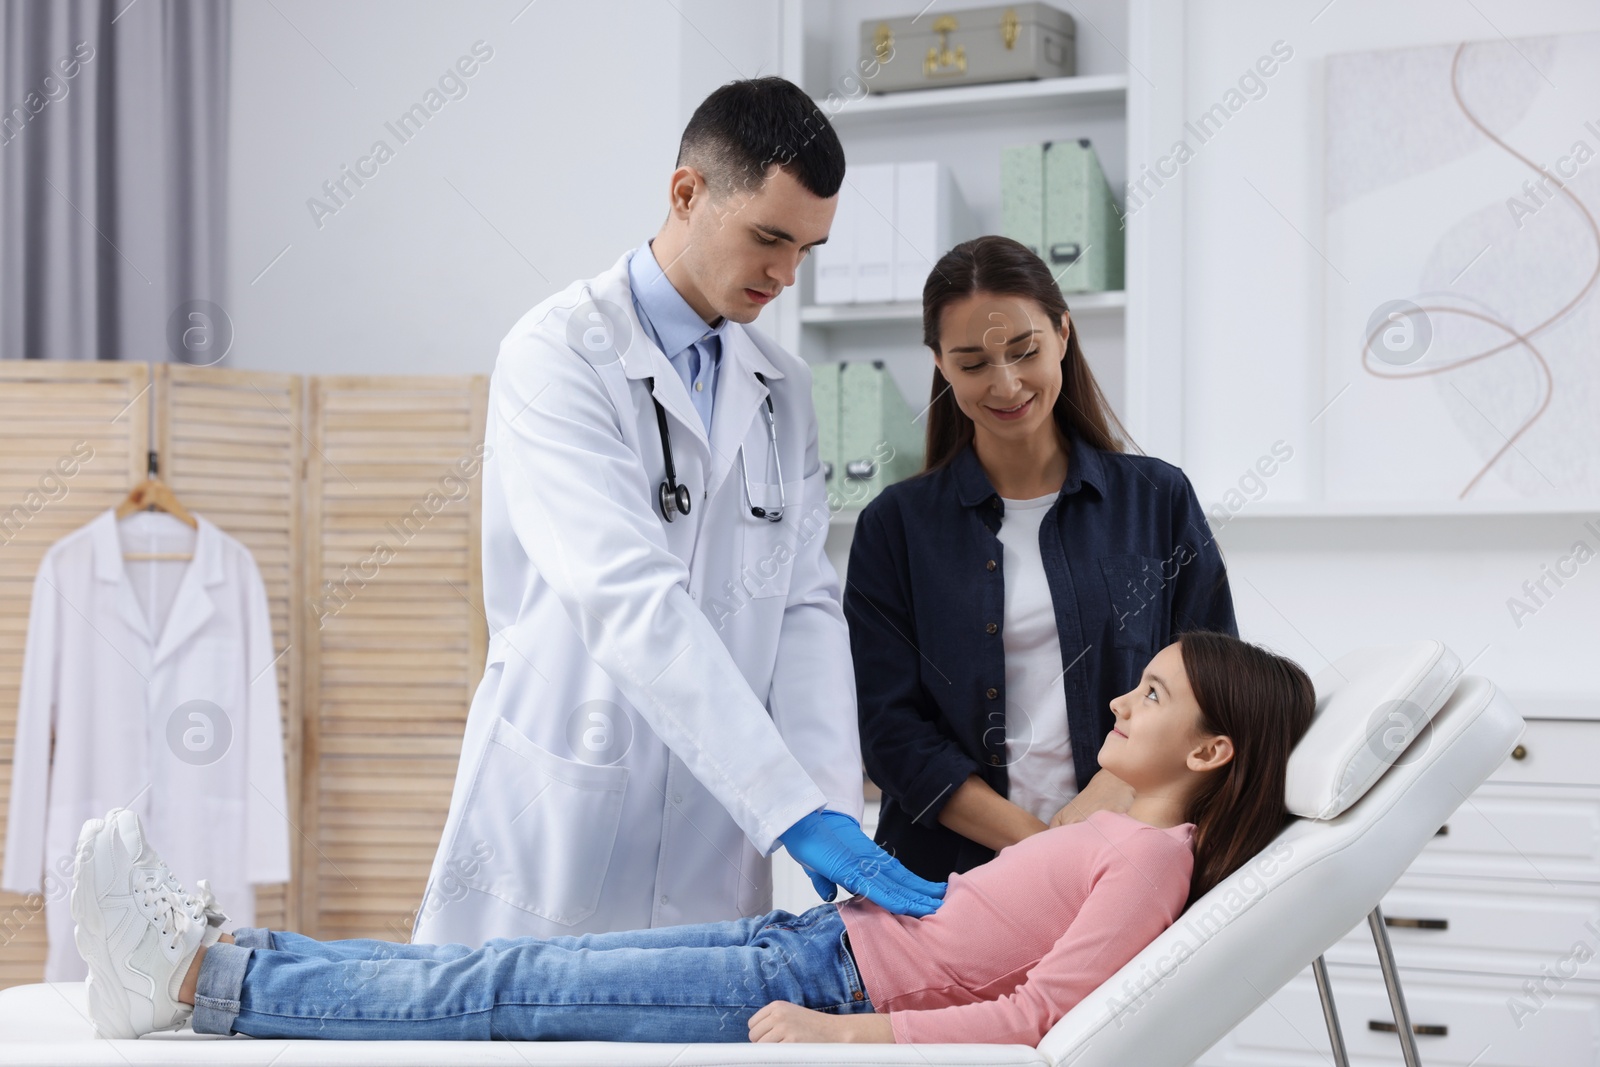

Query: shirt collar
[627,238,728,361]
[951,429,1108,508]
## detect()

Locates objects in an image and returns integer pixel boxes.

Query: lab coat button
[986,687,998,699]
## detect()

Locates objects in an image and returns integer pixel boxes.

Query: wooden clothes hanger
[115,450,197,561]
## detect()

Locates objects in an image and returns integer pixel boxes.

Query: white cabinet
[1196,712,1600,1066]
[1206,966,1600,1067]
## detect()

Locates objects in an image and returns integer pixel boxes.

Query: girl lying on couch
[71,630,1312,1045]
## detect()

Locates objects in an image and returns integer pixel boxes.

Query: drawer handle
[1511,743,1527,760]
[1369,1020,1447,1037]
[1384,916,1448,930]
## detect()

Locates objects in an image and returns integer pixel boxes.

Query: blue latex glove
[778,809,947,917]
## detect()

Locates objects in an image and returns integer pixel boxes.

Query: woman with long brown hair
[72,633,1311,1045]
[847,235,1238,882]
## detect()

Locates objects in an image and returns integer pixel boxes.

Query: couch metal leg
[1312,953,1351,1067]
[1369,904,1424,1067]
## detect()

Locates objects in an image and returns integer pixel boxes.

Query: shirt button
[661,894,669,904]
[991,498,1000,509]
[986,559,996,571]
[986,687,998,699]
[989,755,1002,766]
[672,793,683,804]
[986,623,997,634]
[695,380,704,391]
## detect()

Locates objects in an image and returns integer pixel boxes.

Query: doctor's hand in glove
[778,809,947,917]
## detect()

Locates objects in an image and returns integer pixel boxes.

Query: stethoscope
[646,371,785,523]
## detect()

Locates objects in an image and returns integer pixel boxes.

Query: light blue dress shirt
[628,239,726,436]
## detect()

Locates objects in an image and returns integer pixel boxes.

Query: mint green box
[838,361,925,510]
[1001,143,1044,259]
[1043,138,1124,293]
[810,361,841,501]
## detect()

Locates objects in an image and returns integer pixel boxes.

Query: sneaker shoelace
[162,868,228,929]
[135,865,208,956]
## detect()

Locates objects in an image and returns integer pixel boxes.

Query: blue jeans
[191,902,874,1041]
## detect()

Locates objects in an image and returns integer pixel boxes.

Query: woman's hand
[748,1001,895,1043]
[1049,769,1135,828]
[938,774,1049,851]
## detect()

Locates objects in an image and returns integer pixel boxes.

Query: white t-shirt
[996,492,1078,822]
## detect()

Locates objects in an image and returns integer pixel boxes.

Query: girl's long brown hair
[919,235,1134,471]
[1176,631,1316,909]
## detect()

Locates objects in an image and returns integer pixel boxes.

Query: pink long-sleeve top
[837,809,1196,1045]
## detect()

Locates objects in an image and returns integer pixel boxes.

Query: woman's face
[932,292,1070,445]
[1099,642,1231,797]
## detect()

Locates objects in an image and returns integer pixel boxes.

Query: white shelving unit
[770,0,1182,576]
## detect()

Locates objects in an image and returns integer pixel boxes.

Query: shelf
[829,498,1600,531]
[1214,500,1600,521]
[802,290,1125,327]
[817,74,1128,125]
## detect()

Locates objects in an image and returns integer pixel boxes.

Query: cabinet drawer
[1491,719,1600,788]
[1325,876,1600,977]
[1196,963,1600,1066]
[1408,783,1600,882]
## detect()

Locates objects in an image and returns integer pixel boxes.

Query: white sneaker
[70,808,228,1039]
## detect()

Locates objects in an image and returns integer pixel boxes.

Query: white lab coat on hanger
[413,247,861,946]
[2,509,291,981]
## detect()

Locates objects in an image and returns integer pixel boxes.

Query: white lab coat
[2,509,291,981]
[414,248,861,945]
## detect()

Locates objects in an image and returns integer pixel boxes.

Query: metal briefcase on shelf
[860,3,1076,94]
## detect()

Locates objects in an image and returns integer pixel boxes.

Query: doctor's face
[681,165,835,324]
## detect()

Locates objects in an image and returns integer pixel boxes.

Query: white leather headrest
[1284,640,1462,819]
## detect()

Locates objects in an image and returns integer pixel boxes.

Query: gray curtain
[0,0,229,363]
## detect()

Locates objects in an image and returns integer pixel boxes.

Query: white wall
[221,1,1600,705]
[1173,0,1600,704]
[225,0,777,378]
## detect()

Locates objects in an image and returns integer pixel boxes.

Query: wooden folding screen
[154,364,303,933]
[0,364,488,987]
[300,376,488,942]
[0,363,151,987]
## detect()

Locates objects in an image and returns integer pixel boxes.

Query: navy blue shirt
[844,434,1237,881]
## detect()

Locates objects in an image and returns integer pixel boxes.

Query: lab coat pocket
[448,716,628,926]
[1100,554,1165,650]
[738,478,806,599]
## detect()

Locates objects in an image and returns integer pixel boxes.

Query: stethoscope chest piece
[645,371,785,524]
[659,478,692,522]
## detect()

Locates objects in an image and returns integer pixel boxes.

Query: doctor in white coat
[414,78,944,946]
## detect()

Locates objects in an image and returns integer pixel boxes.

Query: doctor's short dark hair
[676,77,845,200]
